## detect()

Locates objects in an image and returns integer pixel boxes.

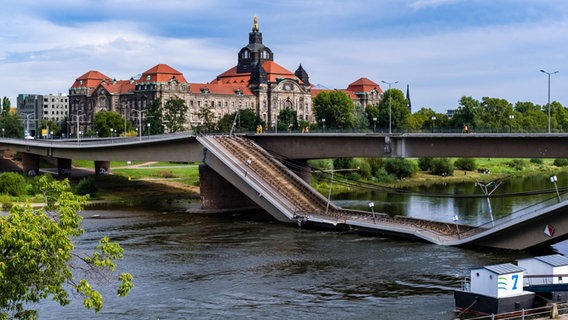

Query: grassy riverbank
[69,158,568,204]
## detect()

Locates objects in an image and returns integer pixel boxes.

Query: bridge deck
[198,135,478,245]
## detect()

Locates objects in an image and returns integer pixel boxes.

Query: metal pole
[540,69,558,133]
[381,80,398,134]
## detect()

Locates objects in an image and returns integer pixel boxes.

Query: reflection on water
[34,173,568,319]
[336,172,568,226]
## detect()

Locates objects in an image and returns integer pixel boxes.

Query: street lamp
[147,123,151,139]
[381,80,398,134]
[322,118,326,132]
[373,117,377,133]
[71,114,84,143]
[551,175,561,202]
[509,114,514,133]
[132,109,145,141]
[540,69,558,133]
[2,128,4,138]
[431,116,436,133]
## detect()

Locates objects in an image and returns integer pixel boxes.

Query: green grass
[111,166,200,185]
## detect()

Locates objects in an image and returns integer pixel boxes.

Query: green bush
[76,176,98,196]
[352,159,372,179]
[418,158,433,171]
[530,158,543,165]
[365,158,384,177]
[0,172,28,196]
[454,158,477,171]
[430,158,454,176]
[384,158,415,179]
[333,158,352,170]
[508,159,527,171]
[553,159,568,167]
[374,167,396,183]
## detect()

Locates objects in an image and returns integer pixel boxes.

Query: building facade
[67,17,383,135]
[16,93,69,137]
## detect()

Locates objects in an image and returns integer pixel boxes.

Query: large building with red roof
[68,17,383,135]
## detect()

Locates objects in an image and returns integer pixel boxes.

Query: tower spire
[253,16,259,32]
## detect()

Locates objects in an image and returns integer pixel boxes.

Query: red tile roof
[71,70,112,89]
[140,64,188,84]
[210,61,302,85]
[346,77,383,93]
[100,80,136,94]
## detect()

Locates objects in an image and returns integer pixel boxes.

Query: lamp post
[373,117,377,133]
[551,175,561,202]
[431,116,436,133]
[71,114,84,143]
[110,128,114,143]
[132,109,145,141]
[2,128,4,138]
[147,123,151,139]
[540,69,558,133]
[322,118,325,132]
[509,114,514,133]
[381,80,398,134]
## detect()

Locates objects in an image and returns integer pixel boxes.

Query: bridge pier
[199,164,259,210]
[21,153,40,177]
[94,161,111,175]
[57,158,72,177]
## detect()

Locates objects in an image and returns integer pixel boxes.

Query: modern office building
[17,93,69,137]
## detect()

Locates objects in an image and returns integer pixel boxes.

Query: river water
[35,173,568,319]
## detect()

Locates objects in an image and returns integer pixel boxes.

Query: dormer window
[146,75,151,81]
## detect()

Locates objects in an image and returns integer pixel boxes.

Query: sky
[1,0,567,113]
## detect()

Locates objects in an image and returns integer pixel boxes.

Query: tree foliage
[163,97,188,133]
[277,108,298,131]
[0,175,132,319]
[145,98,164,134]
[0,112,24,138]
[312,91,356,130]
[93,111,125,137]
[377,88,409,132]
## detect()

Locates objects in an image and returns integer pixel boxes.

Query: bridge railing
[461,193,566,237]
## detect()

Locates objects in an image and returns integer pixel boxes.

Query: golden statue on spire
[253,16,259,31]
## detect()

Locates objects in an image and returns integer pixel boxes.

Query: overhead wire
[260,146,565,199]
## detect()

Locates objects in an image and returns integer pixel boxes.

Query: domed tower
[236,16,274,74]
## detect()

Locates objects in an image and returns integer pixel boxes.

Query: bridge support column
[22,153,40,177]
[199,164,259,210]
[285,159,311,183]
[94,161,111,175]
[57,158,72,177]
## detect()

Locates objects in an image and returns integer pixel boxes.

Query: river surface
[35,173,568,319]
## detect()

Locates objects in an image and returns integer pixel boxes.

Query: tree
[39,119,60,138]
[93,111,125,137]
[145,98,164,134]
[365,104,379,131]
[377,88,409,132]
[353,103,369,131]
[277,108,298,132]
[0,175,132,319]
[216,109,264,133]
[1,97,10,115]
[196,103,217,133]
[0,112,24,138]
[312,91,356,130]
[163,97,188,133]
[451,96,480,132]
